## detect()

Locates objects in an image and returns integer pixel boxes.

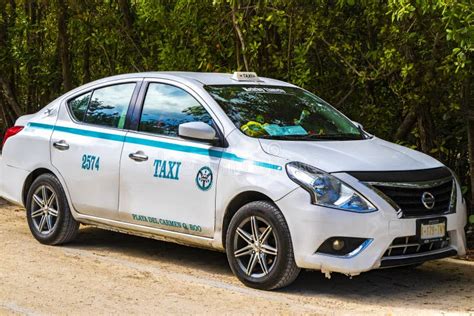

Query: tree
[0,0,472,209]
[57,0,73,92]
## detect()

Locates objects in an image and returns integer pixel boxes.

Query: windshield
[205,85,364,141]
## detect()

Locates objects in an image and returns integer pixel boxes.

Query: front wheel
[26,173,79,245]
[225,201,300,290]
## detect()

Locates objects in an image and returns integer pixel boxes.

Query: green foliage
[0,0,472,199]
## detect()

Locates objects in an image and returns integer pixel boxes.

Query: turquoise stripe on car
[28,122,282,171]
[54,124,126,142]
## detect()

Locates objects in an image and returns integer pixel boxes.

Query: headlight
[286,162,377,213]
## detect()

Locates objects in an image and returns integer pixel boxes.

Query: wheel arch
[22,168,56,206]
[221,190,274,248]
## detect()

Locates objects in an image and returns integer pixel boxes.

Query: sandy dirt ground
[0,202,473,316]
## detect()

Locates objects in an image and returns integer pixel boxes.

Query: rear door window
[83,83,136,129]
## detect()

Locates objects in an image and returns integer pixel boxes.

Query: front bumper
[379,247,457,268]
[276,178,467,276]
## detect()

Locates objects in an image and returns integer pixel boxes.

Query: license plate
[417,217,447,243]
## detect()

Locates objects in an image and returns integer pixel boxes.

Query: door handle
[53,140,69,151]
[129,151,148,162]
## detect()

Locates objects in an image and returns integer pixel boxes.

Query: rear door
[118,80,223,237]
[51,80,140,219]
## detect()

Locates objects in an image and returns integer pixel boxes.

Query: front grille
[380,235,456,267]
[383,235,450,257]
[371,178,455,218]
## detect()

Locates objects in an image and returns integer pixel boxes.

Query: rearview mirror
[179,122,216,141]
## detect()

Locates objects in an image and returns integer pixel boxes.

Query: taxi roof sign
[231,72,260,82]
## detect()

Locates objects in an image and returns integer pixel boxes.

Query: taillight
[2,126,24,148]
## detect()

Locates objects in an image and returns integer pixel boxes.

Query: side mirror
[179,122,216,142]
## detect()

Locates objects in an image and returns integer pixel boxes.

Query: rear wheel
[225,201,300,290]
[26,173,79,245]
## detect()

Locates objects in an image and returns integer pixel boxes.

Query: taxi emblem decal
[196,167,213,191]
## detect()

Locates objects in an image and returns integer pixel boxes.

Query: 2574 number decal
[81,154,100,171]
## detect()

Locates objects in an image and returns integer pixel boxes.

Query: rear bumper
[0,160,29,206]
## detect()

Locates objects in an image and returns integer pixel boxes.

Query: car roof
[87,71,297,87]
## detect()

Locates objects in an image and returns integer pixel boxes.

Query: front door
[119,81,221,237]
[51,82,138,219]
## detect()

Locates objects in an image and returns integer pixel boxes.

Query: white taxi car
[0,72,467,290]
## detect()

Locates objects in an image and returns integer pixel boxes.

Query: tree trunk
[118,0,146,70]
[395,110,417,141]
[0,95,15,130]
[416,103,435,153]
[118,0,134,31]
[0,0,23,125]
[25,0,37,113]
[83,39,91,84]
[82,19,91,84]
[468,112,474,211]
[0,77,22,117]
[231,0,249,71]
[462,76,473,214]
[57,0,72,92]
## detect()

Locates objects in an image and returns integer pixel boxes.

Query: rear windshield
[205,85,364,141]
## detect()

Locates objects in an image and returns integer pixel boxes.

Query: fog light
[316,237,369,256]
[332,239,345,251]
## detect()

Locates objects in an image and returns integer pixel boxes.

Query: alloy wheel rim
[233,216,278,278]
[30,185,59,235]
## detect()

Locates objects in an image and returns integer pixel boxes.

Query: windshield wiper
[259,135,303,140]
[300,134,363,141]
[260,134,363,141]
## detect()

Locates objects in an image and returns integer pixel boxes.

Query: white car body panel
[50,110,128,218]
[0,102,60,204]
[0,71,467,277]
[259,137,443,173]
[0,163,30,205]
[118,130,221,237]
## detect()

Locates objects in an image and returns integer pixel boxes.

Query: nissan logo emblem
[421,192,435,209]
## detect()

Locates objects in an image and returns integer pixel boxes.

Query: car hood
[259,137,443,173]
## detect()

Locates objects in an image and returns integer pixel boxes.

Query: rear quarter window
[68,92,92,122]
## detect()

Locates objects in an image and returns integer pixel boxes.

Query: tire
[225,200,300,290]
[26,173,79,245]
